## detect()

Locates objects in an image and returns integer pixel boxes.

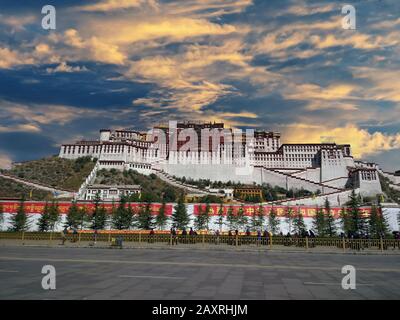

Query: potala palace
[59,121,400,207]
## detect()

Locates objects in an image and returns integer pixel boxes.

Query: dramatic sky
[0,0,399,171]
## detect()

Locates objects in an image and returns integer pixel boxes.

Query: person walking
[60,227,68,245]
[256,229,262,247]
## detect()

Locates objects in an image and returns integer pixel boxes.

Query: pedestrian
[228,230,233,245]
[72,227,78,243]
[189,227,195,244]
[60,227,67,245]
[181,228,187,244]
[93,228,98,244]
[263,229,269,246]
[149,228,155,243]
[215,229,220,245]
[256,229,261,246]
[170,226,178,245]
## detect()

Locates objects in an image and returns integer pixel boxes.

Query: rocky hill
[1,156,96,191]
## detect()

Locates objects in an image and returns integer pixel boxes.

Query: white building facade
[59,121,386,201]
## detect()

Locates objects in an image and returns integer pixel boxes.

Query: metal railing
[1,232,399,252]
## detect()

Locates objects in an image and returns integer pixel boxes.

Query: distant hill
[0,176,53,200]
[1,156,96,191]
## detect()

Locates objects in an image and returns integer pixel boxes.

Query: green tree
[368,204,389,238]
[172,194,190,230]
[340,207,351,236]
[37,202,51,232]
[293,210,306,235]
[347,190,366,235]
[324,198,337,237]
[64,201,81,229]
[155,201,168,230]
[250,205,258,231]
[9,198,30,231]
[112,196,129,230]
[312,206,325,237]
[48,200,60,231]
[268,206,280,235]
[137,202,154,230]
[226,206,236,230]
[90,192,108,230]
[284,206,294,234]
[257,204,265,230]
[194,204,206,230]
[0,203,4,230]
[236,205,248,230]
[78,206,90,230]
[204,201,211,230]
[217,203,224,232]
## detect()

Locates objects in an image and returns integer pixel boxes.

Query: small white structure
[84,184,141,201]
[206,187,234,199]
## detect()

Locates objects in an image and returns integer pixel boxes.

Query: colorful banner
[193,204,375,219]
[0,201,173,216]
[0,201,376,218]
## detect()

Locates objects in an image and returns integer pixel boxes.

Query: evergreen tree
[340,206,351,236]
[9,198,30,232]
[37,202,51,232]
[111,196,128,230]
[137,202,154,230]
[347,190,366,235]
[257,204,265,230]
[90,192,108,230]
[65,201,81,229]
[284,206,294,234]
[293,210,306,235]
[78,206,90,230]
[324,198,337,237]
[48,200,60,231]
[155,201,168,230]
[204,201,211,230]
[226,206,236,230]
[124,203,136,229]
[194,204,206,230]
[172,194,190,229]
[236,205,248,231]
[250,205,258,231]
[368,204,389,238]
[268,206,280,235]
[0,204,4,230]
[217,203,224,232]
[312,206,325,237]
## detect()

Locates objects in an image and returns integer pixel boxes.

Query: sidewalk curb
[1,243,399,255]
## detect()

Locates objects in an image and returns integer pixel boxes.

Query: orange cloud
[283,124,400,158]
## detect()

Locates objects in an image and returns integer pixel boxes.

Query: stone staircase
[152,168,213,195]
[259,166,344,193]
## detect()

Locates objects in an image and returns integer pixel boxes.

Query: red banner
[0,201,173,216]
[193,204,374,219]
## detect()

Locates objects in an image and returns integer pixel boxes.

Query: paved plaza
[0,246,399,300]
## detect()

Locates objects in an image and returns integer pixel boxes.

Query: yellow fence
[1,232,399,252]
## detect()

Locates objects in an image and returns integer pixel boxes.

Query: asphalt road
[0,246,399,300]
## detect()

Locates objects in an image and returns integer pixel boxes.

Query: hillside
[379,174,400,204]
[2,156,96,191]
[94,169,183,202]
[0,176,53,200]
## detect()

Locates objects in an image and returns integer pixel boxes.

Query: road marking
[0,269,19,273]
[118,275,185,280]
[0,256,399,273]
[304,282,374,287]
